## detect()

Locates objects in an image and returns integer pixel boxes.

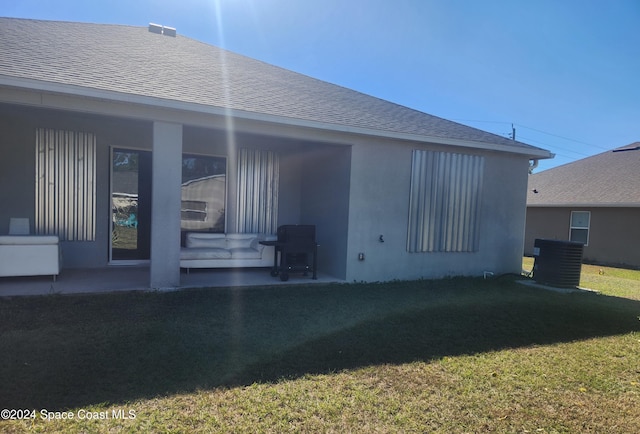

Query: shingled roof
[0,17,549,156]
[527,143,640,207]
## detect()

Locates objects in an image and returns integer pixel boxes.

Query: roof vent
[148,23,177,37]
[148,23,163,34]
[612,145,640,153]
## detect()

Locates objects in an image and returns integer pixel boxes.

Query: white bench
[180,233,276,271]
[0,235,61,281]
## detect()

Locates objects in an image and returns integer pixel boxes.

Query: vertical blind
[235,148,279,234]
[35,128,96,241]
[407,150,484,253]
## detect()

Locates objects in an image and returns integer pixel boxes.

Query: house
[0,18,552,288]
[525,144,640,268]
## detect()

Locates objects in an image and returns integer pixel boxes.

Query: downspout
[529,159,539,173]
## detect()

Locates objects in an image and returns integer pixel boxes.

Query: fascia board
[527,203,640,208]
[1,75,553,159]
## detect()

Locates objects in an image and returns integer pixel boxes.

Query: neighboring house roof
[527,143,640,207]
[0,17,550,158]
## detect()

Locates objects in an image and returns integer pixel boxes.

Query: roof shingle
[527,143,640,206]
[1,17,546,153]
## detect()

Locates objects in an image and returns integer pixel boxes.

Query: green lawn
[523,256,640,300]
[1,265,639,433]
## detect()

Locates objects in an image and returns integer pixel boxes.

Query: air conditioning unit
[533,239,583,288]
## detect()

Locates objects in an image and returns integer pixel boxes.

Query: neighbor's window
[35,128,96,241]
[181,154,226,232]
[407,150,484,252]
[569,211,590,245]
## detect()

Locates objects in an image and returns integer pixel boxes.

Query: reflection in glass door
[111,148,152,261]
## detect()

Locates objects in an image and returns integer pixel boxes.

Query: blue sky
[2,0,639,172]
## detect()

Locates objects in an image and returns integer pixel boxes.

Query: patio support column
[150,121,183,289]
[226,144,238,231]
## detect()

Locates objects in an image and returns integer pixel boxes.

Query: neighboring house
[180,175,226,232]
[0,18,552,288]
[525,144,640,268]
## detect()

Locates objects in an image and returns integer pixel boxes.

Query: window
[181,154,226,232]
[35,128,96,241]
[407,150,484,252]
[569,211,590,245]
[181,200,207,221]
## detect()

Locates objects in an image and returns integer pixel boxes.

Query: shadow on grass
[1,277,639,410]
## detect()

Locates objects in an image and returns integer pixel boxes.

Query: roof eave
[528,203,640,208]
[1,75,553,158]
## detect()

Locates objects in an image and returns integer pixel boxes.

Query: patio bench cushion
[180,247,231,260]
[185,233,227,249]
[229,247,262,260]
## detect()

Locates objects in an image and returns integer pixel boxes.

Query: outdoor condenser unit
[533,239,584,288]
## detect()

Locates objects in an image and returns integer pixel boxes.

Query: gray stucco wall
[299,145,351,280]
[525,206,640,268]
[0,104,151,268]
[344,138,531,282]
[2,102,534,281]
[276,152,303,226]
[524,207,570,255]
[0,109,34,235]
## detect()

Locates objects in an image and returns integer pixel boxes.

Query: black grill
[272,225,318,281]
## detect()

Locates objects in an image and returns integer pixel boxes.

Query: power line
[514,124,610,151]
[449,118,611,153]
[449,118,608,166]
[516,135,594,158]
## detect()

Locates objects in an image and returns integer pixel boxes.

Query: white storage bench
[0,235,61,281]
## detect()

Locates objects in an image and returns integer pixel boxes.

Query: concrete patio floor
[0,266,344,297]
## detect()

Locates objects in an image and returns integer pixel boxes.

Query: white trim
[1,75,554,159]
[569,210,590,246]
[528,203,640,208]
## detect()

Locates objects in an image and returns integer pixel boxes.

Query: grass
[523,256,640,300]
[1,264,639,433]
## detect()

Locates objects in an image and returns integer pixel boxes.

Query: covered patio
[0,267,344,297]
[0,103,351,290]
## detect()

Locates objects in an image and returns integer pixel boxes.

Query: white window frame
[569,211,590,246]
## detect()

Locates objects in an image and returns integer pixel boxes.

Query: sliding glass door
[110,148,152,262]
